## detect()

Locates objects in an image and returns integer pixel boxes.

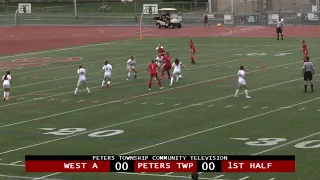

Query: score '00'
[115,162,129,171]
[201,162,215,171]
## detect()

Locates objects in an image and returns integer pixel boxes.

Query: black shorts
[276,27,282,34]
[304,71,313,81]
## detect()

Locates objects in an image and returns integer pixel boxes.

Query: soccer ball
[178,75,182,79]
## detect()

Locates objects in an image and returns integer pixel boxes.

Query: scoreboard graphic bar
[25,155,295,173]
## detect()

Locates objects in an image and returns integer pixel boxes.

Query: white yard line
[164,172,174,175]
[124,102,132,104]
[243,106,250,109]
[10,160,21,164]
[32,173,61,180]
[225,105,232,108]
[261,106,268,109]
[0,174,62,180]
[238,177,249,180]
[0,62,313,153]
[214,174,225,178]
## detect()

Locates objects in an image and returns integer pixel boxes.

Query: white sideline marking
[317,109,320,111]
[10,160,21,164]
[77,100,85,103]
[92,101,99,103]
[225,105,232,108]
[261,106,268,109]
[269,178,276,180]
[0,163,23,167]
[156,103,164,105]
[141,102,148,105]
[164,172,174,175]
[46,99,54,102]
[298,108,305,111]
[214,175,224,178]
[208,104,215,107]
[173,103,181,106]
[124,102,132,104]
[0,61,310,132]
[32,173,61,180]
[61,99,70,102]
[0,174,62,180]
[238,177,249,180]
[243,106,250,109]
[252,131,320,155]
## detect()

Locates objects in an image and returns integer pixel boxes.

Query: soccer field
[0,37,319,180]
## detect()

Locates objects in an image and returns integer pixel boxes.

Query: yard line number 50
[39,128,124,138]
[233,138,320,149]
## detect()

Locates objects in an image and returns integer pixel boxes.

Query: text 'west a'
[64,163,99,169]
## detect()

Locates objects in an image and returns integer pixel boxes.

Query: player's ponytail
[4,70,10,80]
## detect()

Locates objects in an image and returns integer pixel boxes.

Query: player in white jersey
[127,56,138,80]
[101,60,112,88]
[2,71,11,101]
[170,58,183,86]
[234,65,251,98]
[74,65,91,96]
[155,54,164,68]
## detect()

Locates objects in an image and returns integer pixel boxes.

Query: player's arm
[311,63,315,74]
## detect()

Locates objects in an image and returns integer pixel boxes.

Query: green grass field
[0,37,319,180]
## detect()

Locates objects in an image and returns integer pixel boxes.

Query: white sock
[176,75,179,82]
[245,90,249,96]
[3,92,6,98]
[86,87,91,94]
[127,72,131,78]
[235,89,239,96]
[107,81,111,85]
[102,80,105,86]
[170,77,174,84]
[6,92,9,98]
[74,88,78,95]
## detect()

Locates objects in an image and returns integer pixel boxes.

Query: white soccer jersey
[156,46,164,51]
[127,59,136,69]
[155,56,163,62]
[2,74,11,88]
[77,68,86,81]
[172,62,182,74]
[102,64,112,78]
[238,70,246,85]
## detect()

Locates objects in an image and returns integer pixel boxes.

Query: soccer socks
[6,92,9,99]
[86,87,91,94]
[191,56,195,62]
[161,69,165,77]
[158,79,162,88]
[74,88,78,95]
[3,92,6,99]
[311,84,314,92]
[277,34,279,40]
[304,85,307,92]
[234,89,239,97]
[127,72,131,78]
[245,90,251,98]
[167,71,171,79]
[107,81,111,85]
[281,34,283,40]
[170,77,174,85]
[134,72,137,79]
[149,80,152,89]
[101,80,105,87]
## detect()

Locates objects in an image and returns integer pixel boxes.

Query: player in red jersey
[156,42,165,57]
[147,60,163,90]
[190,39,196,64]
[301,40,308,62]
[161,52,171,79]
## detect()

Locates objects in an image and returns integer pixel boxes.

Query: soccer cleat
[246,96,251,99]
[101,86,104,89]
[89,93,91,95]
[169,84,172,86]
[126,78,129,80]
[148,88,151,91]
[159,87,164,89]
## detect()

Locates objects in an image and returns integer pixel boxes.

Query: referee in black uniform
[303,56,315,92]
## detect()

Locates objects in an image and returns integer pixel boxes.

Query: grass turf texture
[0,37,319,180]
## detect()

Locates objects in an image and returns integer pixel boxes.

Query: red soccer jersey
[163,55,171,66]
[302,43,308,55]
[148,63,158,74]
[190,42,194,49]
